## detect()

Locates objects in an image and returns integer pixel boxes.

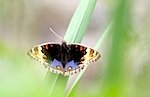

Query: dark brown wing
[69,44,100,64]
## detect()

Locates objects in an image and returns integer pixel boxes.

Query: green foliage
[99,0,132,97]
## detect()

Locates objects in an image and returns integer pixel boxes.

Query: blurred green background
[0,0,150,97]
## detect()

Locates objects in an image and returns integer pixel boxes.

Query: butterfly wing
[27,43,64,74]
[64,44,100,76]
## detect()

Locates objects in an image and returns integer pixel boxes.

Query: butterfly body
[28,42,100,76]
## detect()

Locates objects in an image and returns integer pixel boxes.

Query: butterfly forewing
[68,44,100,68]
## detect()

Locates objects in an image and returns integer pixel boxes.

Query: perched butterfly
[27,28,100,76]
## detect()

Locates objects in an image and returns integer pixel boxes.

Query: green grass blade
[64,0,97,43]
[94,21,113,50]
[99,0,131,97]
[48,75,68,97]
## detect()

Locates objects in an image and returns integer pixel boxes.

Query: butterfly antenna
[49,27,66,42]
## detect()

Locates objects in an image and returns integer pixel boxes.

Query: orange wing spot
[89,49,95,57]
[90,49,94,54]
[33,47,39,54]
[45,45,48,50]
[80,46,83,51]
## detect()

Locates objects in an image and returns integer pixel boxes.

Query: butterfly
[27,28,100,76]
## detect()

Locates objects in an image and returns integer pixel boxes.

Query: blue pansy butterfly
[27,28,100,76]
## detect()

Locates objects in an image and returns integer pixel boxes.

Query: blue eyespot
[65,60,79,71]
[51,59,63,68]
